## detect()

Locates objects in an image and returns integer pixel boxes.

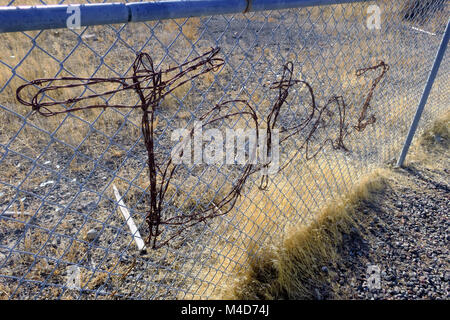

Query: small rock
[434,134,443,143]
[39,180,55,188]
[314,288,322,300]
[82,34,98,41]
[51,237,60,247]
[86,229,98,242]
[444,272,450,282]
[385,274,396,281]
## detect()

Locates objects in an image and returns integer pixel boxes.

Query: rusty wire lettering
[16,49,388,249]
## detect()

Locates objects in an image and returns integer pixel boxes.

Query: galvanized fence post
[396,18,450,167]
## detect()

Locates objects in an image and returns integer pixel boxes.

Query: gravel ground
[323,140,449,300]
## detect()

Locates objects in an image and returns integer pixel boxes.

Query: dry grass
[418,110,450,150]
[0,28,143,150]
[0,1,204,151]
[0,209,135,299]
[219,168,387,299]
[405,110,450,170]
[194,152,359,299]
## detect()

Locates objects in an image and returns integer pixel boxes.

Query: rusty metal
[16,50,388,249]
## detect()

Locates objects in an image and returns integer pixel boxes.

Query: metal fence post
[396,18,450,167]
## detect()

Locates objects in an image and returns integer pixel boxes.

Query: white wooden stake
[1,211,32,217]
[411,26,436,36]
[112,184,146,253]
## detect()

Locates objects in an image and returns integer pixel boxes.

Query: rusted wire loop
[260,60,388,177]
[16,47,224,116]
[354,60,389,131]
[243,0,253,14]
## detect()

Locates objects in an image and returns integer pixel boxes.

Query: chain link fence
[0,0,448,299]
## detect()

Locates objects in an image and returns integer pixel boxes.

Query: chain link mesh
[0,0,448,299]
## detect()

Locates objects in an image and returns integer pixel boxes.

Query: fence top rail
[0,0,368,33]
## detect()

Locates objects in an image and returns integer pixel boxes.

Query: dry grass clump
[163,17,201,43]
[419,110,450,149]
[404,110,449,170]
[220,169,387,299]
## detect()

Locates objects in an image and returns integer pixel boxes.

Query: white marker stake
[1,211,32,217]
[112,184,146,253]
[412,26,436,36]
